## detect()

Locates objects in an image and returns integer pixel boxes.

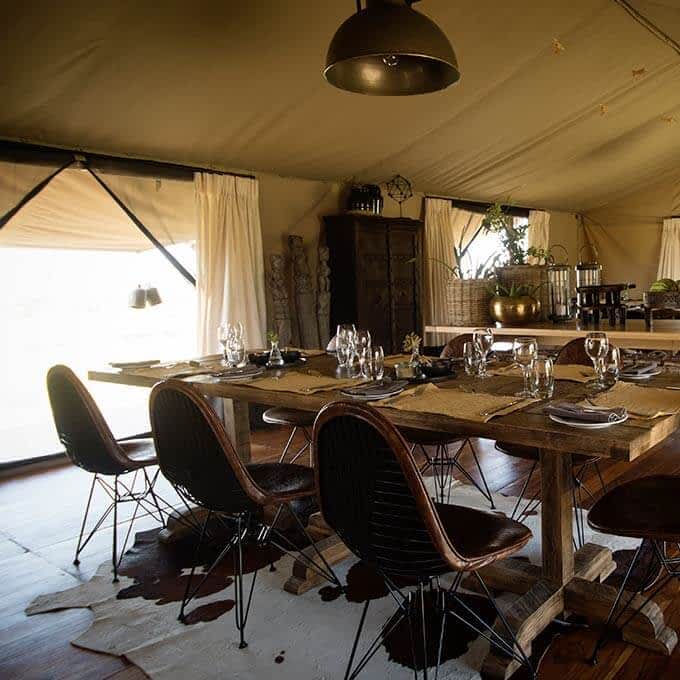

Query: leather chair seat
[247,462,315,499]
[400,427,463,447]
[435,502,532,563]
[588,475,680,542]
[262,407,316,428]
[495,441,597,466]
[119,438,158,469]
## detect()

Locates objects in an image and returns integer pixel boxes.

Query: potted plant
[482,202,551,320]
[489,281,545,325]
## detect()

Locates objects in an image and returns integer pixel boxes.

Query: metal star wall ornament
[386,174,414,216]
[662,115,677,126]
[599,104,609,116]
[632,67,647,79]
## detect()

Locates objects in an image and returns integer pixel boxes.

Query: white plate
[549,413,629,429]
[620,369,662,381]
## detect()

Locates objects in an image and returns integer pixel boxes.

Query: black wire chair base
[590,538,677,665]
[73,468,168,582]
[343,571,535,680]
[278,426,312,465]
[414,438,495,509]
[176,496,342,649]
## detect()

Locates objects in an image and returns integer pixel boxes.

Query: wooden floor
[3,425,680,679]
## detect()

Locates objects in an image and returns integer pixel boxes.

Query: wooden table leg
[540,449,574,586]
[481,449,677,677]
[221,398,251,463]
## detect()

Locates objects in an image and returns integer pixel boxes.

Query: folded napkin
[341,380,409,397]
[210,365,263,378]
[326,336,337,352]
[621,361,658,376]
[545,401,626,423]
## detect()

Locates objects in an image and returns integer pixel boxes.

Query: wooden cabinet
[323,214,423,354]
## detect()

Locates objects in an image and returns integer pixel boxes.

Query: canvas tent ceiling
[0,0,679,213]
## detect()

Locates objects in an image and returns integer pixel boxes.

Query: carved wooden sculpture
[317,246,331,348]
[269,253,292,348]
[288,235,320,349]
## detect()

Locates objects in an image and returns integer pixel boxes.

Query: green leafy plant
[489,281,547,299]
[482,202,527,265]
[266,330,279,344]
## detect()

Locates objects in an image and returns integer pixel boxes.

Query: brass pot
[489,295,541,325]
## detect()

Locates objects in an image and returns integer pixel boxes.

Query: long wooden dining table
[90,354,680,679]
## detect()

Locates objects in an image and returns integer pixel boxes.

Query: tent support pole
[86,168,197,287]
[0,160,74,230]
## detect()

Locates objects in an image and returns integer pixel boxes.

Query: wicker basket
[495,265,549,321]
[445,278,493,326]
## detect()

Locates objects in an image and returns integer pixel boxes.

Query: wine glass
[355,330,372,379]
[513,336,538,397]
[473,327,494,378]
[585,332,609,389]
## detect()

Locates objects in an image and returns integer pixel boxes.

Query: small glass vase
[267,340,285,368]
[409,348,424,378]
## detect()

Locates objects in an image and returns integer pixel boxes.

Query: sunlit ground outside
[0,243,196,464]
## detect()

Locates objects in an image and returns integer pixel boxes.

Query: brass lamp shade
[324,0,459,96]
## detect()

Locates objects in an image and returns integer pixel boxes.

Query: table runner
[377,383,537,423]
[489,363,596,383]
[247,371,365,394]
[584,382,680,420]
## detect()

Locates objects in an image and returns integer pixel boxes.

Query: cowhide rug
[26,483,640,679]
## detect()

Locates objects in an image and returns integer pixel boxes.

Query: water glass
[336,324,356,368]
[606,346,622,383]
[228,336,247,368]
[585,332,609,389]
[372,346,385,381]
[472,327,494,378]
[218,321,243,367]
[355,329,372,378]
[532,357,554,398]
[463,341,482,376]
[513,336,538,397]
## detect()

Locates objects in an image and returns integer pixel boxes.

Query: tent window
[460,217,529,277]
[0,243,196,465]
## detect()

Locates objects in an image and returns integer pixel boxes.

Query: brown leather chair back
[149,380,262,513]
[440,333,473,358]
[313,401,469,576]
[555,337,617,366]
[47,365,131,475]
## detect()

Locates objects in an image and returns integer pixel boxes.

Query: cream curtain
[657,218,680,281]
[527,210,551,263]
[424,198,482,344]
[195,173,266,354]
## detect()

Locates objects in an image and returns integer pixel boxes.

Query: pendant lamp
[324,0,459,96]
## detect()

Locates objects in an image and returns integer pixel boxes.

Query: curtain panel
[527,210,551,264]
[424,198,483,345]
[657,218,680,281]
[195,173,266,354]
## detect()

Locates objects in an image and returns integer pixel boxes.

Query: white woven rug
[26,482,637,679]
